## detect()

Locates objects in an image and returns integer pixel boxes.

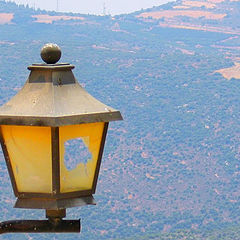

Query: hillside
[0,0,240,239]
[135,0,240,34]
[125,224,240,239]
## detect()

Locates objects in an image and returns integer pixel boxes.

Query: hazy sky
[7,0,172,15]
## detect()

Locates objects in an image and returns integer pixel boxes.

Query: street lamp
[0,43,122,234]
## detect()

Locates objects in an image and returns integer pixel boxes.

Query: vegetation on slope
[125,224,240,239]
[0,1,240,239]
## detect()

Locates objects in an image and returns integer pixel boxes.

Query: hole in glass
[64,137,92,171]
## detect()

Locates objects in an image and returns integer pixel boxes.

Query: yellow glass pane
[59,122,104,193]
[1,125,52,193]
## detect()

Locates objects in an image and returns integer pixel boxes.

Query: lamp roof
[0,44,122,126]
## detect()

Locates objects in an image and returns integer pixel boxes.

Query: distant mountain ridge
[0,0,239,34]
[0,0,93,24]
[134,0,240,35]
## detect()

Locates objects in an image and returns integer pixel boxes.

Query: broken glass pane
[64,137,92,171]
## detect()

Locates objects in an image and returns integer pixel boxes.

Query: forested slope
[0,0,240,239]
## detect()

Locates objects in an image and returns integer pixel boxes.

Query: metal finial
[40,43,61,64]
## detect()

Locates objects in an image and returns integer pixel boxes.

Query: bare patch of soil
[176,47,195,55]
[0,13,13,24]
[182,1,216,8]
[32,14,84,24]
[209,0,225,3]
[173,5,191,9]
[138,10,226,20]
[215,62,240,80]
[158,22,240,35]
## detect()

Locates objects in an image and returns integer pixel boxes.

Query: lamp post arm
[0,219,80,234]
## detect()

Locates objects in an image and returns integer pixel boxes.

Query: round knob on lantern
[40,43,62,64]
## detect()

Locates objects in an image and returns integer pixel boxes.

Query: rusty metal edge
[0,126,19,197]
[92,122,109,194]
[0,219,80,234]
[0,111,122,126]
[15,195,96,209]
[51,127,60,195]
[28,64,75,71]
[17,189,93,200]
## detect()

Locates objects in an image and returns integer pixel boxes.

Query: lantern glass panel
[1,125,52,193]
[59,122,104,193]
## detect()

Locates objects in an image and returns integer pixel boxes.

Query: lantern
[0,44,122,233]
